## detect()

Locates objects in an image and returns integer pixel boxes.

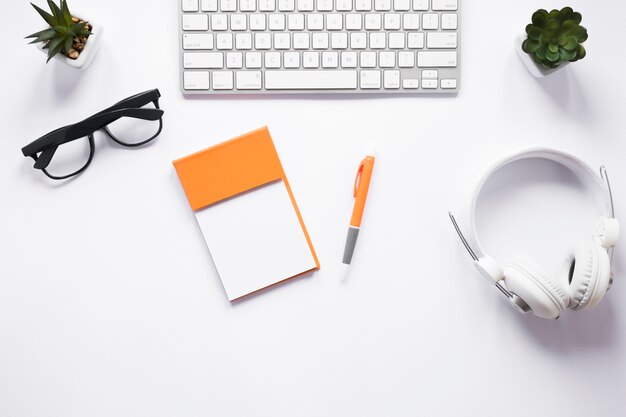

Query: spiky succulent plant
[26,0,92,62]
[522,7,588,69]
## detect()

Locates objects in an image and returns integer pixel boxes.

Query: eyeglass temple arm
[68,108,164,139]
[93,89,161,116]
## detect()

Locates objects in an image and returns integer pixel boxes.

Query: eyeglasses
[22,89,164,180]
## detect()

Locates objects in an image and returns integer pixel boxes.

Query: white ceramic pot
[36,17,103,70]
[515,33,568,78]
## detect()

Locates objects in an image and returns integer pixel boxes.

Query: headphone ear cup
[564,241,611,310]
[504,255,569,319]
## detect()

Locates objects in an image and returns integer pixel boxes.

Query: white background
[1,0,625,416]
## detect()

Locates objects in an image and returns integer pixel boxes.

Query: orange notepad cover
[173,127,319,300]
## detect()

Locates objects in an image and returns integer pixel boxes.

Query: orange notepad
[173,127,320,301]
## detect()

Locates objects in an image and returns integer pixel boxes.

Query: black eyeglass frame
[22,89,164,180]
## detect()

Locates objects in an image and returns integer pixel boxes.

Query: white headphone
[449,148,619,319]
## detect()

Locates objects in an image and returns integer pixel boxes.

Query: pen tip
[341,263,350,282]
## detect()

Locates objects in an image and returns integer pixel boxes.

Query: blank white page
[195,180,317,300]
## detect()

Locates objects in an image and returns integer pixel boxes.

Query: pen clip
[354,159,366,197]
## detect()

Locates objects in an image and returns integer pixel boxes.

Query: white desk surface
[2,1,625,416]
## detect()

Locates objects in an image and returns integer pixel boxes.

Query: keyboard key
[213,71,234,89]
[269,14,286,30]
[365,14,382,30]
[245,51,262,67]
[312,32,329,49]
[236,71,263,89]
[307,14,324,30]
[183,14,209,31]
[350,32,367,49]
[184,52,224,68]
[407,32,424,48]
[274,33,290,49]
[230,14,247,31]
[356,0,372,11]
[393,0,410,11]
[182,0,199,12]
[322,51,339,67]
[374,0,391,11]
[316,0,333,11]
[331,33,348,49]
[278,0,295,10]
[402,78,418,88]
[250,14,267,30]
[303,51,320,67]
[398,51,414,67]
[265,51,281,67]
[379,51,395,67]
[341,51,357,67]
[284,51,301,68]
[360,51,376,67]
[255,33,271,49]
[235,33,252,50]
[417,51,456,67]
[266,70,358,89]
[298,0,314,10]
[236,33,252,49]
[427,32,457,48]
[210,14,228,30]
[327,14,343,30]
[240,0,257,11]
[184,71,210,89]
[216,33,233,49]
[441,78,457,89]
[388,32,405,48]
[370,33,386,48]
[183,33,214,49]
[220,0,237,11]
[259,0,276,10]
[403,13,420,30]
[422,78,437,88]
[336,0,352,11]
[226,52,243,68]
[432,0,457,11]
[201,0,218,11]
[384,14,401,30]
[422,13,438,29]
[288,14,305,30]
[346,14,363,30]
[384,70,400,88]
[441,13,457,30]
[360,70,381,88]
[412,0,428,9]
[294,33,310,49]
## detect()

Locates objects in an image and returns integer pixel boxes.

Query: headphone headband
[468,147,613,260]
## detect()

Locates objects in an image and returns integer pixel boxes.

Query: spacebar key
[265,70,358,90]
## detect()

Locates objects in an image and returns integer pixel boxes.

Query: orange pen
[342,154,375,275]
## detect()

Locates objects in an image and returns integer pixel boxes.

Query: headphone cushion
[565,241,611,310]
[504,255,569,319]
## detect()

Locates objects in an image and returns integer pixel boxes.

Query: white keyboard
[179,0,460,94]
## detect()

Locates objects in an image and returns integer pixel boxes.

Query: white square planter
[36,17,103,70]
[515,33,568,78]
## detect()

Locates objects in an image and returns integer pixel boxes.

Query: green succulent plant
[26,0,92,63]
[522,7,588,69]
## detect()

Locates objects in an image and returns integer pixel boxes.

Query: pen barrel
[342,226,360,265]
[350,157,375,227]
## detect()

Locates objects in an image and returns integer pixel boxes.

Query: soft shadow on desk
[531,66,591,121]
[509,301,617,353]
[184,91,459,101]
[52,60,88,98]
